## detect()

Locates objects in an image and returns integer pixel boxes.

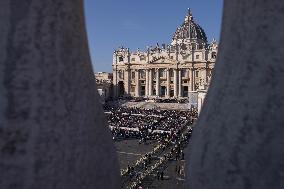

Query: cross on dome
[185,8,193,22]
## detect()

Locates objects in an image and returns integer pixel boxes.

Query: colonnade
[134,68,205,98]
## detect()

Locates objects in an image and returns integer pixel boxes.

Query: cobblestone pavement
[115,139,158,170]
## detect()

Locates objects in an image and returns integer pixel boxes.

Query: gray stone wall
[187,0,284,189]
[0,1,119,189]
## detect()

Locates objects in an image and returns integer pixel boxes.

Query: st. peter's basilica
[112,9,218,101]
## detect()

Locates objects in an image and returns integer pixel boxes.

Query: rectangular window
[119,71,124,79]
[196,71,199,77]
[163,70,167,78]
[131,58,136,62]
[153,71,157,79]
[140,56,146,61]
[160,69,166,78]
[139,70,146,79]
[170,69,174,77]
[181,69,187,77]
[196,55,200,59]
[131,72,135,79]
[119,57,124,62]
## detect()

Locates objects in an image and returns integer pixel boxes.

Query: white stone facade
[113,9,218,98]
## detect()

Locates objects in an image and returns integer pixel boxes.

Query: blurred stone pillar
[187,0,284,189]
[0,1,120,189]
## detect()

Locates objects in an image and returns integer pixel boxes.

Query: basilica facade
[112,9,218,99]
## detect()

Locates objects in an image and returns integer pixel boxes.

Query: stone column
[200,68,207,90]
[166,68,170,98]
[178,69,182,97]
[174,69,178,97]
[0,1,120,189]
[192,69,195,91]
[187,0,284,188]
[135,69,140,97]
[156,69,160,96]
[125,68,130,95]
[149,69,153,96]
[145,69,149,96]
[188,68,192,91]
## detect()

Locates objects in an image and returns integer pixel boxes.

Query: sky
[84,0,223,72]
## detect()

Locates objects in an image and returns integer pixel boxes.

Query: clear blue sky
[84,0,223,72]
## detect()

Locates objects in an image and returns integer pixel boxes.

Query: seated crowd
[104,106,197,142]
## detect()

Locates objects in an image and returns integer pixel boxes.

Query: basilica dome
[172,9,207,43]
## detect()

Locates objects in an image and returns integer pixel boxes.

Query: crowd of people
[104,105,197,188]
[104,106,197,142]
[124,126,193,189]
[107,96,189,104]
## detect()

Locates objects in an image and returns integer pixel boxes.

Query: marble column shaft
[149,69,153,96]
[178,69,182,97]
[188,68,192,91]
[174,69,178,97]
[166,69,170,97]
[145,69,149,96]
[125,68,130,95]
[192,69,195,91]
[135,70,140,97]
[156,69,160,96]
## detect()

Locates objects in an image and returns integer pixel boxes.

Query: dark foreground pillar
[0,1,120,188]
[187,0,284,189]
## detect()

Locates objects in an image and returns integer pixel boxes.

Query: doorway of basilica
[161,86,166,97]
[140,86,145,96]
[118,81,125,97]
[183,86,189,97]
